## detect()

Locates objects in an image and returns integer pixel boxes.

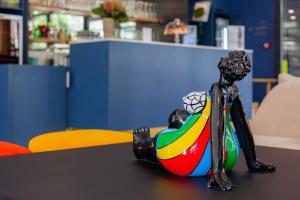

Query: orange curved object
[0,142,31,157]
[29,129,133,153]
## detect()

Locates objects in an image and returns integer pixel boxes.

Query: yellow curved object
[29,129,133,153]
[157,99,211,160]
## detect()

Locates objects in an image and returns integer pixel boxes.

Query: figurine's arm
[208,83,234,191]
[230,95,276,172]
[210,83,226,174]
[230,96,256,166]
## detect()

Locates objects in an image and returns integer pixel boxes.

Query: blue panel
[0,67,9,140]
[69,41,253,131]
[189,0,275,102]
[68,42,109,129]
[108,41,252,130]
[230,0,275,102]
[0,65,67,146]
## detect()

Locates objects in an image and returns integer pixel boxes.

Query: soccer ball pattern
[183,91,207,114]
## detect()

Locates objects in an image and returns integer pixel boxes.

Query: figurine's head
[218,51,251,83]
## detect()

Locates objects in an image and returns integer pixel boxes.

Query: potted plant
[92,0,129,38]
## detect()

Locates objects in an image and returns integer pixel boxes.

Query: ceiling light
[290,15,296,20]
[288,9,295,14]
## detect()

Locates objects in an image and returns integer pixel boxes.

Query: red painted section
[159,119,211,176]
[0,142,31,157]
[207,169,213,176]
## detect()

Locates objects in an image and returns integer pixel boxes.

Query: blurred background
[1,0,300,151]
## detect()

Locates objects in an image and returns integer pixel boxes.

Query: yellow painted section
[29,129,133,153]
[157,99,211,160]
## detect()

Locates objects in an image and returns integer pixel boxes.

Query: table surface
[0,143,299,200]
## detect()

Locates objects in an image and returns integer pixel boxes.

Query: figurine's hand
[248,159,276,172]
[207,172,235,191]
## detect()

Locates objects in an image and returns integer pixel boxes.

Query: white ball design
[183,91,207,114]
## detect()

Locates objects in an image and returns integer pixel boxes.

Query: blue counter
[69,40,253,131]
[0,65,67,146]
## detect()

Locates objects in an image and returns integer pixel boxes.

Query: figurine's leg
[133,127,159,163]
[230,97,276,172]
[168,108,189,129]
[208,84,234,191]
[133,109,188,163]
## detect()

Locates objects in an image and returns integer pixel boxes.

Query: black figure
[208,51,275,191]
[133,51,276,191]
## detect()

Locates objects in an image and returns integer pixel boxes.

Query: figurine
[133,51,276,191]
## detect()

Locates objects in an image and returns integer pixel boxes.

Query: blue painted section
[232,131,240,159]
[157,129,178,137]
[0,65,67,146]
[189,140,211,176]
[69,40,253,131]
[189,0,275,102]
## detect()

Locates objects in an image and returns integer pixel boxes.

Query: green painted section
[224,107,239,171]
[224,123,238,171]
[156,113,200,149]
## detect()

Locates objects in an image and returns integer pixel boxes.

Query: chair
[251,74,300,141]
[0,142,31,157]
[28,129,133,153]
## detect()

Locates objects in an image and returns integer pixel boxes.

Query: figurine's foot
[248,159,276,172]
[133,127,151,147]
[133,127,152,160]
[207,172,235,191]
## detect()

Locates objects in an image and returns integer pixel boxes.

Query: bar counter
[69,39,253,130]
[0,65,66,146]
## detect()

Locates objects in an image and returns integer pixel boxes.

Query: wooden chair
[251,75,300,140]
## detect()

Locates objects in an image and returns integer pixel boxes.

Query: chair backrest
[251,77,300,139]
[28,129,133,152]
[278,73,300,84]
[0,142,31,157]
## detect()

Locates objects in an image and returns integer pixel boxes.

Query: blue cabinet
[0,65,67,146]
[69,40,253,131]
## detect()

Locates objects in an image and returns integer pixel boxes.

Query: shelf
[29,38,69,44]
[132,17,163,24]
[29,3,163,23]
[29,3,92,16]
